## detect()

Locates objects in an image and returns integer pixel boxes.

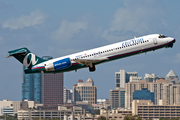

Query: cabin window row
[72,40,149,60]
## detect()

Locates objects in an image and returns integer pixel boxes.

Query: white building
[100,108,132,120]
[0,99,40,116]
[0,100,27,115]
[115,69,138,88]
[130,76,142,82]
[132,99,180,119]
[0,106,14,116]
[18,105,84,120]
[73,78,97,104]
[144,73,165,82]
[144,73,156,82]
[64,87,73,103]
[97,99,107,107]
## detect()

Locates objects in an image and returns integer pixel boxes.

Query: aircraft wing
[73,57,109,66]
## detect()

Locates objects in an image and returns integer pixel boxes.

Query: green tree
[93,109,100,115]
[124,114,142,120]
[98,115,106,120]
[14,113,17,119]
[33,117,40,120]
[124,114,134,120]
[159,117,167,120]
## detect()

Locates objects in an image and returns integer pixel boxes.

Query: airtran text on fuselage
[122,38,144,47]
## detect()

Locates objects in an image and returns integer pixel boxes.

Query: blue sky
[0,0,180,101]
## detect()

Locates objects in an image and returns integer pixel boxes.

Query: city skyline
[0,0,180,101]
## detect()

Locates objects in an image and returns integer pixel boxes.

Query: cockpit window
[159,34,168,38]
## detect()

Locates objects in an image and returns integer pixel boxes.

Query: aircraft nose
[169,37,175,43]
[173,39,176,43]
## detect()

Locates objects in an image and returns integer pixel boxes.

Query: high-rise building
[115,69,138,88]
[166,69,179,84]
[64,87,73,103]
[144,73,165,82]
[22,56,64,107]
[133,88,154,104]
[111,69,137,109]
[144,73,156,82]
[125,79,180,108]
[22,56,53,103]
[110,88,125,109]
[22,67,42,103]
[73,78,97,104]
[42,73,64,107]
[110,89,119,109]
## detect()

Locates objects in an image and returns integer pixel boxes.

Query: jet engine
[45,58,71,71]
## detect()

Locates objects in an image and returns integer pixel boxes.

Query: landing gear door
[153,38,157,45]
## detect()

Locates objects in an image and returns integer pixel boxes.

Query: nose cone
[167,38,175,48]
[169,37,175,43]
[173,39,176,43]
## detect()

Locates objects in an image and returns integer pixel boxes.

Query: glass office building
[22,56,52,103]
[22,67,43,103]
[120,90,125,108]
[133,88,154,104]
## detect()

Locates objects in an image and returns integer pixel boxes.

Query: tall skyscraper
[22,56,64,107]
[22,67,42,103]
[42,73,64,107]
[110,69,137,109]
[115,69,138,88]
[73,78,97,104]
[110,87,125,109]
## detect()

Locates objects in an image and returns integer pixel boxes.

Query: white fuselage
[35,34,175,72]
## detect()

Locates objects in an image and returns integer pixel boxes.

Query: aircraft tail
[7,47,46,68]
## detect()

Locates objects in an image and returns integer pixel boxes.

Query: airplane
[7,34,175,74]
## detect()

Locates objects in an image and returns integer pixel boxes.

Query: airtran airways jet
[7,34,175,74]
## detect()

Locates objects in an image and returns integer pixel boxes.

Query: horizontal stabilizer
[7,48,27,58]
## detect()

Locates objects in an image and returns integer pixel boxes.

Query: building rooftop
[86,78,94,83]
[166,69,178,78]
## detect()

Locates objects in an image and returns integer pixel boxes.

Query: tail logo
[23,53,38,67]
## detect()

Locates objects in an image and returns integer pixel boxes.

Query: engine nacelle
[45,58,71,71]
